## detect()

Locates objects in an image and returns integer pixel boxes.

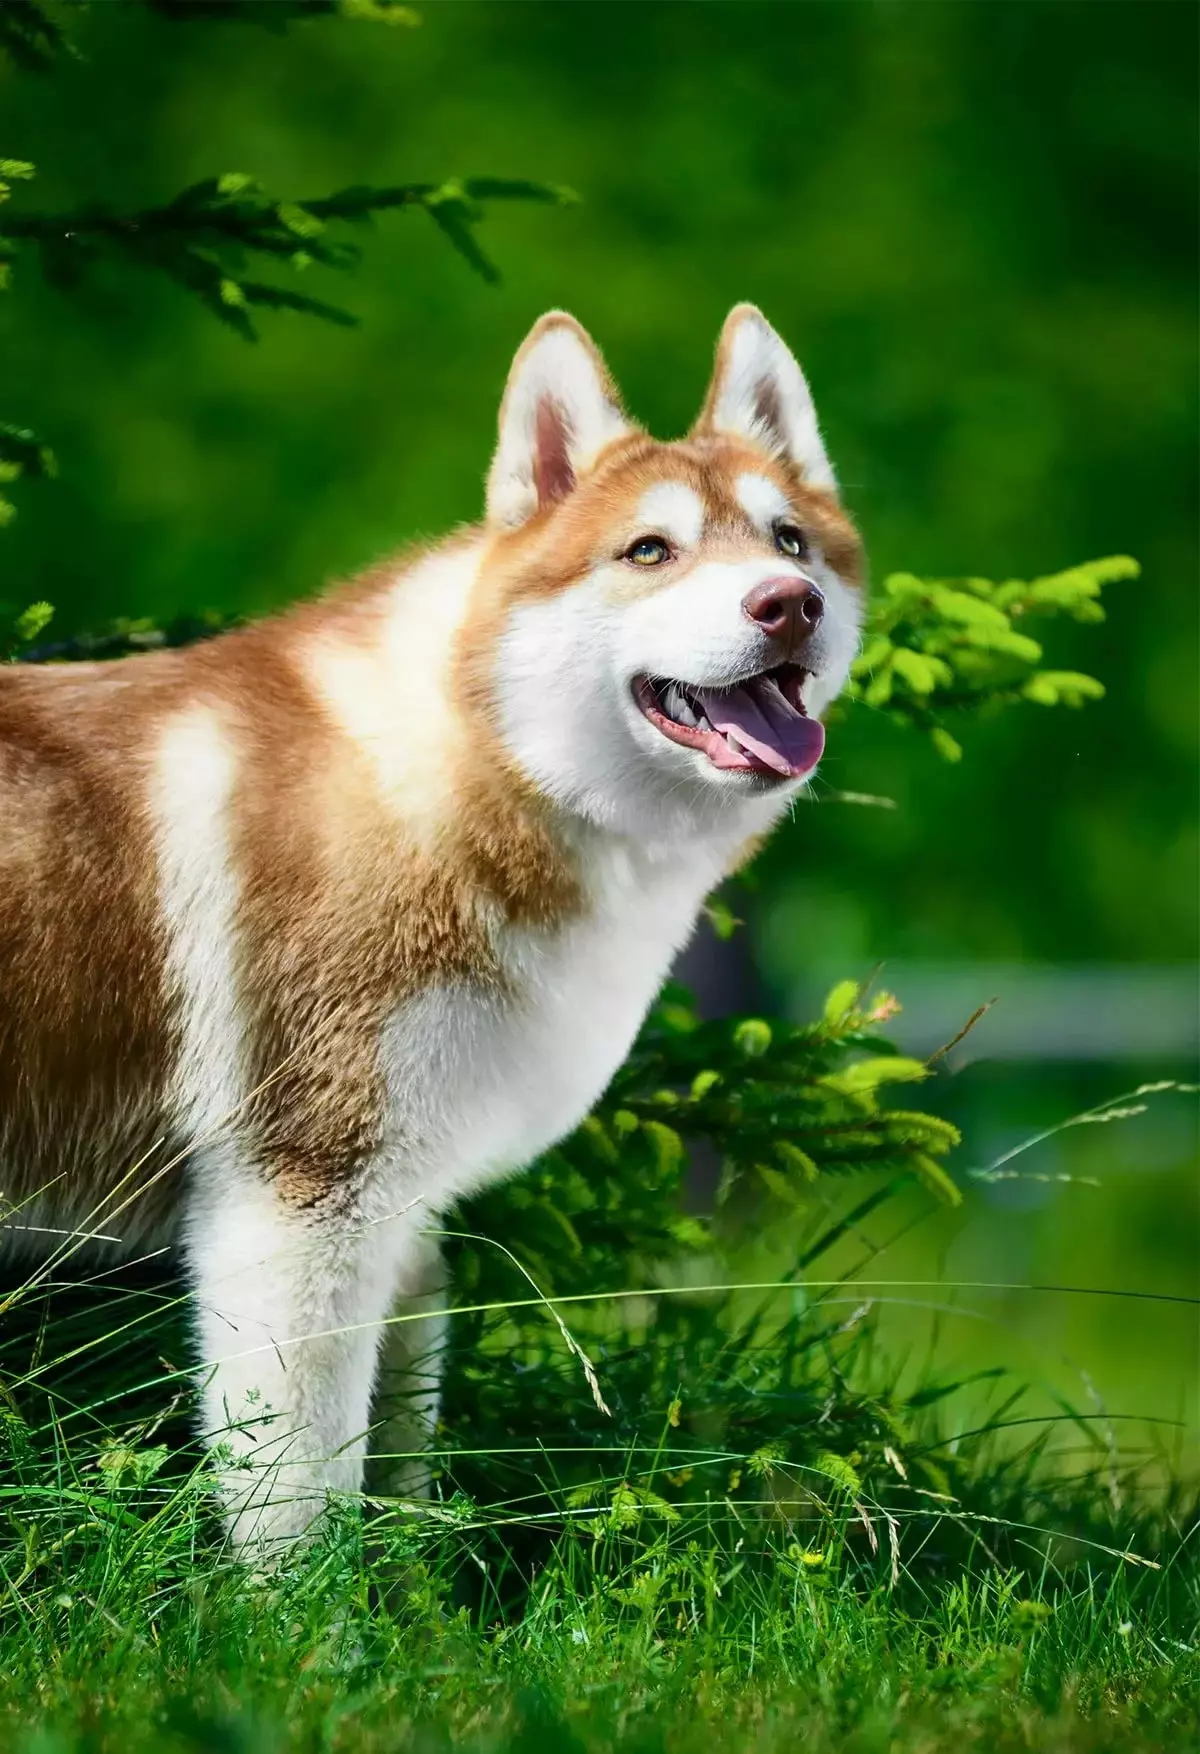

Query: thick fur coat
[0,306,864,1550]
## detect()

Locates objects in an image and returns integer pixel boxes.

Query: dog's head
[477,306,865,841]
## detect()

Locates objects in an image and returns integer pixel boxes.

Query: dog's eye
[625,536,671,567]
[774,523,807,560]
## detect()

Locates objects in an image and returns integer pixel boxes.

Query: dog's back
[0,658,183,1245]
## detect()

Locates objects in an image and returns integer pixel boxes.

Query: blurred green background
[2,2,1196,1468]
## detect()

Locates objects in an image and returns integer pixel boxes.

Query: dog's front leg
[183,1152,406,1559]
[367,1229,449,1506]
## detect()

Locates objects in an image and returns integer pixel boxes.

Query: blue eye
[775,523,807,559]
[626,536,671,566]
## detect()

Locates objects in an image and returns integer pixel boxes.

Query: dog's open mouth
[633,661,824,779]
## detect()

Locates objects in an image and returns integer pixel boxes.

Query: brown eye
[775,523,807,560]
[626,536,671,567]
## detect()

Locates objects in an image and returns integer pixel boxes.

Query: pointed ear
[693,304,837,492]
[486,312,635,527]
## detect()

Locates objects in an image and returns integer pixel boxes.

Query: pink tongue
[694,678,825,777]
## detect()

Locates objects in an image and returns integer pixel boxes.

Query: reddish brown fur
[0,657,184,1233]
[0,567,592,1220]
[482,432,863,602]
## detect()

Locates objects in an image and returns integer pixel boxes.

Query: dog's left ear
[693,304,837,492]
[487,312,635,527]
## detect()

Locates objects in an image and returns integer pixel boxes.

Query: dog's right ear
[486,313,635,528]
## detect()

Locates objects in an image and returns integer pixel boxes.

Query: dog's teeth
[663,683,687,724]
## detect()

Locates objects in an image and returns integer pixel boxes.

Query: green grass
[2,1533,1195,1754]
[1,990,1195,1752]
[1,1248,1196,1754]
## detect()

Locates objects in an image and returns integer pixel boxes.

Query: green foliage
[0,0,417,73]
[0,156,36,205]
[0,1461,1190,1753]
[1,600,239,661]
[145,0,420,26]
[849,557,1136,759]
[434,978,987,1572]
[0,422,55,527]
[1,1041,1195,1752]
[0,172,574,337]
[0,0,71,72]
[450,979,960,1314]
[0,157,36,295]
[0,1,570,515]
[1,597,53,656]
[0,6,1126,791]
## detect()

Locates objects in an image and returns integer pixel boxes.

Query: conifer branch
[846,558,1133,759]
[0,172,575,336]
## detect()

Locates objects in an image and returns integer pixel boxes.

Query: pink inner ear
[534,395,576,509]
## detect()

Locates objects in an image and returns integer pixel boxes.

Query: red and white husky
[0,305,864,1551]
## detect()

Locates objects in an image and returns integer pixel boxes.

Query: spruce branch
[846,557,1134,760]
[452,975,964,1307]
[0,172,577,336]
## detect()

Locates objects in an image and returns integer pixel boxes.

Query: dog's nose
[742,575,825,650]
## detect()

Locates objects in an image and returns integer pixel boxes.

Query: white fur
[152,707,244,1148]
[371,1234,448,1502]
[185,1169,428,1550]
[735,471,791,533]
[627,547,862,725]
[377,830,740,1204]
[709,308,836,490]
[304,544,485,848]
[635,481,705,549]
[494,547,862,839]
[487,319,631,527]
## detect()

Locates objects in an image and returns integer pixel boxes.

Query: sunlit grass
[1,1032,1195,1751]
[1,1231,1196,1751]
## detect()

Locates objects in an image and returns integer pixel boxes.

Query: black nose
[742,574,825,651]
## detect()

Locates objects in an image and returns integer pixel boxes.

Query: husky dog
[0,305,864,1551]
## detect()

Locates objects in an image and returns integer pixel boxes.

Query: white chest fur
[373,832,743,1215]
